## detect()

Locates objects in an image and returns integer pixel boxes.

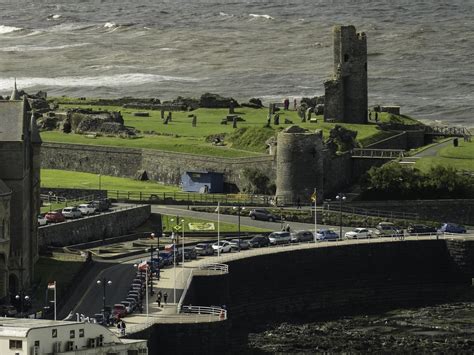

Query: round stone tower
[275,126,324,205]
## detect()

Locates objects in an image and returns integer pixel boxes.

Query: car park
[44,211,66,223]
[249,208,278,222]
[248,235,270,248]
[290,230,314,243]
[62,207,82,219]
[374,222,402,237]
[407,224,437,235]
[344,228,373,239]
[37,214,48,226]
[229,239,251,250]
[195,243,214,256]
[268,231,291,245]
[315,229,339,241]
[78,203,96,215]
[438,223,467,234]
[212,241,232,253]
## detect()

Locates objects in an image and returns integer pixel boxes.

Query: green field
[41,169,180,192]
[415,140,474,172]
[40,102,402,157]
[161,214,269,233]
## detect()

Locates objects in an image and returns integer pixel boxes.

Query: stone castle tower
[275,126,324,204]
[0,95,41,299]
[324,25,368,124]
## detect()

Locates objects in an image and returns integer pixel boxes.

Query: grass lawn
[40,102,397,157]
[161,214,270,233]
[41,169,180,192]
[415,140,474,172]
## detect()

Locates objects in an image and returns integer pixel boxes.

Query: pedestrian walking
[156,291,162,308]
[163,292,168,305]
[296,196,301,209]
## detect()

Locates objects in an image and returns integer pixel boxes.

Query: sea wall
[38,205,150,247]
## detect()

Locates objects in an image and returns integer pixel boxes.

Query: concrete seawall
[139,239,473,353]
[38,205,151,247]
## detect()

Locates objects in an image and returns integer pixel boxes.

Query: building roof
[0,318,84,338]
[0,100,25,141]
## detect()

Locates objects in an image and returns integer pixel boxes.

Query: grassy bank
[415,140,474,172]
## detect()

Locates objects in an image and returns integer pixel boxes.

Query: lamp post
[48,191,53,212]
[215,202,221,257]
[146,247,155,296]
[15,292,30,316]
[336,193,346,240]
[233,205,245,251]
[96,278,112,317]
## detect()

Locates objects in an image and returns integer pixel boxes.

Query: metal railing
[324,203,419,220]
[198,263,229,273]
[351,148,405,159]
[177,269,194,313]
[179,305,227,321]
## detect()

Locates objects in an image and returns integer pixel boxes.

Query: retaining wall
[38,205,151,247]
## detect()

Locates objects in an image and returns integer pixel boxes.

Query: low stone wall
[40,187,106,201]
[349,199,474,225]
[38,205,151,247]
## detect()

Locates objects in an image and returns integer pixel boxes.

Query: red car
[112,303,127,319]
[45,211,66,223]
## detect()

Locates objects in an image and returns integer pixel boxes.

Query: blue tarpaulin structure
[181,171,224,193]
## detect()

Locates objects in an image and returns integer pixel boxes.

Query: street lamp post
[15,292,30,316]
[336,193,346,240]
[147,247,155,296]
[96,278,112,317]
[233,205,245,251]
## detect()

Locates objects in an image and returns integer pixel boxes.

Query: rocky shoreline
[247,301,474,353]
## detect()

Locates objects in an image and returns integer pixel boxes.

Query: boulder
[200,93,239,108]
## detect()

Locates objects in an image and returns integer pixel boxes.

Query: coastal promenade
[115,232,474,336]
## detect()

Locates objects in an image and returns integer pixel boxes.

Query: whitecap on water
[0,43,90,52]
[0,25,23,34]
[249,14,274,20]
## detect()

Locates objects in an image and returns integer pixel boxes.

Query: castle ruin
[324,25,368,124]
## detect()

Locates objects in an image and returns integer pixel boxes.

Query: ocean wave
[0,25,23,34]
[0,43,90,52]
[47,14,62,21]
[0,73,201,91]
[249,14,274,20]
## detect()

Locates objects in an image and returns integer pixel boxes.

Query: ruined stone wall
[322,152,352,197]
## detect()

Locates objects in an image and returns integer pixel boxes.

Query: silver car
[268,232,291,245]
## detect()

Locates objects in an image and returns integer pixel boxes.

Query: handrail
[198,263,229,273]
[179,305,227,320]
[176,269,194,313]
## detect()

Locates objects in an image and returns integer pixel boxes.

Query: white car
[78,203,96,215]
[345,228,373,239]
[62,207,82,219]
[268,232,291,245]
[212,241,232,254]
[37,214,48,226]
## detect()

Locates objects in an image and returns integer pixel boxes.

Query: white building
[0,318,147,355]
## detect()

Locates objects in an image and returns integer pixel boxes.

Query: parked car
[44,211,66,223]
[345,228,373,239]
[78,203,96,215]
[438,223,467,234]
[249,208,278,222]
[248,235,270,248]
[159,251,174,266]
[315,229,339,241]
[120,300,134,314]
[90,199,110,212]
[180,246,197,260]
[290,230,314,243]
[112,303,127,319]
[374,222,402,237]
[229,239,250,250]
[212,241,232,253]
[268,231,291,245]
[407,224,437,235]
[0,304,17,317]
[195,243,214,256]
[61,207,82,219]
[37,214,48,226]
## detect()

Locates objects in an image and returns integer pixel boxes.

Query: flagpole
[217,202,220,257]
[54,281,57,321]
[314,188,317,243]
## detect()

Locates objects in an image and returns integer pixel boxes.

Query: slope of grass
[415,140,474,172]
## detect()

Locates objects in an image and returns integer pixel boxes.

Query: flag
[310,191,317,202]
[47,281,56,290]
[138,260,148,271]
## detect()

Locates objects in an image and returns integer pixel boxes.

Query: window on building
[70,329,75,339]
[9,340,22,349]
[52,329,57,338]
[34,340,40,347]
[79,329,84,338]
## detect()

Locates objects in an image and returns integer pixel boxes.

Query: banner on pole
[310,191,317,202]
[47,281,56,290]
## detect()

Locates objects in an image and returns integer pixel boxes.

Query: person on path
[296,196,301,209]
[163,292,168,305]
[156,291,162,308]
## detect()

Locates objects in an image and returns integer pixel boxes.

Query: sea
[0,0,473,128]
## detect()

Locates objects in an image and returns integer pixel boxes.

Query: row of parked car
[38,199,112,226]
